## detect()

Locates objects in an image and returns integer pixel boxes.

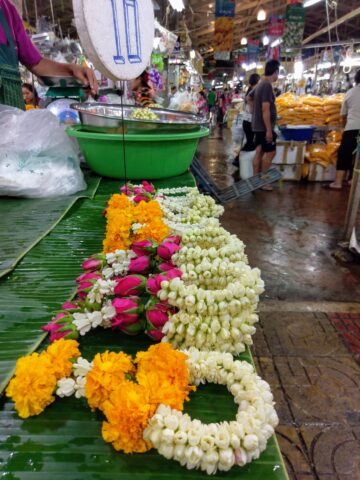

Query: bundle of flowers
[7,341,278,475]
[42,182,263,355]
[42,235,183,342]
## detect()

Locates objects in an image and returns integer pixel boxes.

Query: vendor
[22,82,39,110]
[131,70,155,107]
[0,0,98,109]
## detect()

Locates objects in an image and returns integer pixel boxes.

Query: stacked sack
[276,93,344,127]
[303,130,342,180]
[323,94,344,126]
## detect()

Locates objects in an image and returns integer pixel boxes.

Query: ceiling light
[241,37,247,45]
[303,0,323,7]
[168,0,185,12]
[262,35,269,46]
[257,8,266,21]
[190,49,196,59]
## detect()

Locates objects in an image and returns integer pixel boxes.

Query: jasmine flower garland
[143,348,279,475]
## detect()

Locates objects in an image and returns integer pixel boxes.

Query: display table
[0,172,289,480]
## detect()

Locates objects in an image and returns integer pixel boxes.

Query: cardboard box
[307,163,336,182]
[272,141,306,165]
[275,164,303,181]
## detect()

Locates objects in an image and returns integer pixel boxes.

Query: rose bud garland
[42,312,78,342]
[157,241,181,261]
[146,274,169,296]
[129,256,151,274]
[81,253,106,272]
[114,275,146,297]
[131,239,157,257]
[111,297,144,335]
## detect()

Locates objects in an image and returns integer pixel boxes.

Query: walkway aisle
[197,128,360,480]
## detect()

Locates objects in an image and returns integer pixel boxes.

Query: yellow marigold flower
[6,352,57,418]
[136,343,195,411]
[46,339,81,379]
[85,351,134,411]
[102,381,156,453]
[103,194,169,253]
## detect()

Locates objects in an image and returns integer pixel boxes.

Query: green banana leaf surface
[0,173,288,479]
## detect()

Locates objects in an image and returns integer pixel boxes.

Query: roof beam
[303,5,360,44]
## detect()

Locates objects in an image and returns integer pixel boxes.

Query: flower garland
[103,192,169,253]
[144,348,278,475]
[6,339,80,418]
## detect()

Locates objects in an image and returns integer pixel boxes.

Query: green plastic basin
[67,125,209,179]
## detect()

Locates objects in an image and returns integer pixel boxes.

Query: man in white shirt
[329,69,360,189]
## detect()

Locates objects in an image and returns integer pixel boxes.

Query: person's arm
[30,59,98,95]
[262,102,273,142]
[340,97,348,128]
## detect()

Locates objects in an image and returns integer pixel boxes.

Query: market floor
[196,127,360,480]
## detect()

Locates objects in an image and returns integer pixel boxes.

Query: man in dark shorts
[249,60,280,190]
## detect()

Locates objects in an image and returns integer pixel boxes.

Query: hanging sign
[215,0,236,17]
[73,0,154,81]
[282,3,305,49]
[268,15,284,37]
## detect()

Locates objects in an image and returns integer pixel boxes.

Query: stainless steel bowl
[70,103,208,134]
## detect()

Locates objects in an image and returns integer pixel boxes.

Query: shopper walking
[249,60,280,190]
[243,73,260,151]
[327,69,360,190]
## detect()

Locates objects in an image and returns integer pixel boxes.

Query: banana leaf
[0,172,101,279]
[0,174,288,479]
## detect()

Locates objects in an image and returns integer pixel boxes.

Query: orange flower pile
[86,343,195,453]
[6,339,80,418]
[103,194,170,253]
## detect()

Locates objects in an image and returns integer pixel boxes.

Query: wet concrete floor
[197,127,360,480]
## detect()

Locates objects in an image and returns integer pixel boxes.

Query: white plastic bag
[168,91,197,113]
[239,150,254,180]
[231,115,244,157]
[0,106,86,198]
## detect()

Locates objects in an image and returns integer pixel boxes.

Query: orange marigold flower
[85,351,134,411]
[46,339,81,379]
[102,381,156,453]
[135,343,195,411]
[6,352,57,418]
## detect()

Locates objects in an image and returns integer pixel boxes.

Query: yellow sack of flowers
[301,95,323,107]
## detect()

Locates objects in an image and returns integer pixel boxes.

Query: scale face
[73,0,154,80]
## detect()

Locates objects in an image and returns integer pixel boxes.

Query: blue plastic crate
[280,126,315,142]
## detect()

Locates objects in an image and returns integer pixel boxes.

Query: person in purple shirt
[0,0,97,108]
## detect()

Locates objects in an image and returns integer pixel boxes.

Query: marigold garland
[6,339,80,418]
[103,194,169,253]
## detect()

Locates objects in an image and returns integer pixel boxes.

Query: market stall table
[0,174,289,480]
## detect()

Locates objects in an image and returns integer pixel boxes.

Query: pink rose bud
[133,186,143,195]
[146,329,165,341]
[120,184,133,195]
[158,261,175,272]
[146,274,168,295]
[131,239,157,257]
[82,258,102,272]
[157,242,181,261]
[164,234,181,245]
[142,180,155,193]
[111,312,139,328]
[114,275,146,296]
[76,272,101,284]
[133,194,150,204]
[129,255,150,274]
[146,308,169,329]
[165,268,183,280]
[61,302,79,310]
[112,297,142,315]
[77,281,94,299]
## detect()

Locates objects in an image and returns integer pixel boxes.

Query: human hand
[265,129,273,143]
[68,64,99,95]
